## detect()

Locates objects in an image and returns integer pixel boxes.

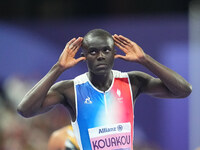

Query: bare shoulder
[127,71,155,99]
[128,71,153,79]
[49,80,75,105]
[50,80,74,94]
[128,71,155,85]
[51,80,73,89]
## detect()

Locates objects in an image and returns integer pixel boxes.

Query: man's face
[83,36,115,75]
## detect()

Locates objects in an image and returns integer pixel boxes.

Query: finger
[61,38,76,55]
[118,35,132,43]
[114,42,129,53]
[69,45,76,52]
[113,37,127,48]
[69,37,83,50]
[72,37,83,46]
[113,35,122,45]
[114,54,126,60]
[76,57,86,63]
[114,40,124,48]
[72,42,82,54]
[113,35,130,46]
[113,34,130,44]
[73,38,83,50]
[66,38,76,48]
[114,37,128,48]
[113,36,132,51]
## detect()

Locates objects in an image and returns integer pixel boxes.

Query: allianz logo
[99,127,116,134]
[99,125,123,134]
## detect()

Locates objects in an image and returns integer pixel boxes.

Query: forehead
[84,35,114,49]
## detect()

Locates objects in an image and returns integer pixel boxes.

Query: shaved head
[82,29,114,50]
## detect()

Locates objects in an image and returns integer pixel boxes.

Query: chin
[93,69,111,75]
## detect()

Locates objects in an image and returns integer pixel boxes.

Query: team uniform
[72,70,134,150]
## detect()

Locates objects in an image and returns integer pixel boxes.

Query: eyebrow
[88,46,112,50]
[88,47,98,51]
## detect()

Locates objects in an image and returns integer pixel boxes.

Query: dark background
[1,0,190,19]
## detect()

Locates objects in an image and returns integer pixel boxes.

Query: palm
[58,37,85,70]
[113,34,145,63]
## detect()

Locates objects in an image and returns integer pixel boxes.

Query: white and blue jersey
[72,70,134,150]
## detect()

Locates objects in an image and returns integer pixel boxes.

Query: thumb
[114,54,126,60]
[76,57,86,63]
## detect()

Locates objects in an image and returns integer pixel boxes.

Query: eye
[104,49,111,53]
[89,49,97,55]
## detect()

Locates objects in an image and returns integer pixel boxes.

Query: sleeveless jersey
[72,70,134,150]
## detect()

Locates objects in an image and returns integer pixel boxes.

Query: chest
[75,78,133,127]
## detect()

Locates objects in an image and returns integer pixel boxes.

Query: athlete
[48,125,79,150]
[17,29,192,150]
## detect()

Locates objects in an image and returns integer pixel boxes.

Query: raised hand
[57,37,85,71]
[113,34,146,63]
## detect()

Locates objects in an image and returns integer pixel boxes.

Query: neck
[87,71,113,92]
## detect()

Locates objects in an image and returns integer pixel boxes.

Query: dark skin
[83,36,115,91]
[17,34,192,122]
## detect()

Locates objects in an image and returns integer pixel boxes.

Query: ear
[114,49,117,55]
[80,52,85,57]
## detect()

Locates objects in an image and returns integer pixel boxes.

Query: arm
[17,37,85,117]
[113,34,192,99]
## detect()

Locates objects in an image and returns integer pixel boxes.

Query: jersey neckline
[85,70,115,93]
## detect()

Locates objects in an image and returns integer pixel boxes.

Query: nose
[97,51,105,60]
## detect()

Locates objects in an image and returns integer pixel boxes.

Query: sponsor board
[88,122,131,150]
